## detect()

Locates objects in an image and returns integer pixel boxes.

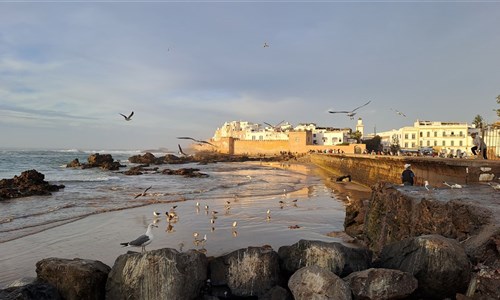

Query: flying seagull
[263,42,270,48]
[120,223,157,252]
[390,108,407,117]
[264,120,285,131]
[119,111,134,121]
[177,137,217,147]
[178,144,188,157]
[134,186,152,199]
[328,100,371,119]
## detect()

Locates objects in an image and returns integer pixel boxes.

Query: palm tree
[472,115,484,129]
[496,95,500,117]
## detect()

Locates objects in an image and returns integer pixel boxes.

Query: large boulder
[288,265,352,300]
[80,153,123,170]
[375,234,471,299]
[0,170,65,200]
[36,257,111,300]
[343,268,417,300]
[106,248,207,300]
[128,152,161,164]
[209,246,282,297]
[0,282,61,300]
[278,240,372,277]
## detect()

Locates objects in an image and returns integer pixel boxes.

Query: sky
[1,1,499,151]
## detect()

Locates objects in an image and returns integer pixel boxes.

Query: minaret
[356,118,364,138]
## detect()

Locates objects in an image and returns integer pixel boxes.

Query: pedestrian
[471,132,487,159]
[401,163,415,186]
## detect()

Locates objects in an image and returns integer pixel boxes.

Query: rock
[80,153,123,170]
[0,170,65,200]
[0,282,61,300]
[162,168,209,178]
[375,234,471,299]
[260,285,293,300]
[106,248,207,300]
[465,265,500,299]
[36,257,111,300]
[5,277,36,288]
[209,246,282,297]
[278,239,372,277]
[66,158,81,168]
[343,268,417,300]
[128,152,161,164]
[288,265,352,300]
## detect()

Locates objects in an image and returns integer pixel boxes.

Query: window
[459,141,463,146]
[420,132,423,138]
[412,134,416,139]
[405,134,408,139]
[427,132,430,137]
[427,141,430,146]
[420,141,423,147]
[252,136,256,140]
[442,141,446,146]
[404,142,408,148]
[434,132,438,137]
[434,140,437,146]
[451,131,455,136]
[451,141,454,146]
[412,142,416,147]
[259,136,263,140]
[313,134,316,137]
[459,131,463,137]
[443,131,447,137]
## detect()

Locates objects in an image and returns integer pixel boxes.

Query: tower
[356,118,364,138]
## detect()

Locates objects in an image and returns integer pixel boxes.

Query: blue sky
[1,1,499,151]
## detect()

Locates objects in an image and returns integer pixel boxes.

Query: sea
[0,148,354,287]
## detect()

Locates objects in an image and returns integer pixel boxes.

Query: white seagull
[328,100,371,120]
[443,182,463,189]
[424,180,430,191]
[120,223,157,252]
[119,111,134,121]
[390,108,407,117]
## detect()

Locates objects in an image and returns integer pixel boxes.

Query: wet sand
[0,162,371,288]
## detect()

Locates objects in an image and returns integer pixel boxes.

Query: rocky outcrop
[375,234,471,299]
[0,282,61,300]
[0,170,65,200]
[161,168,209,178]
[36,258,110,300]
[106,248,207,300]
[66,153,124,170]
[209,246,282,297]
[343,268,417,300]
[288,265,352,300]
[278,240,372,277]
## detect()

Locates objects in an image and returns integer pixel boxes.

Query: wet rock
[128,152,162,164]
[465,265,500,299]
[278,239,372,277]
[36,257,110,300]
[66,158,81,168]
[0,170,65,200]
[162,168,209,178]
[260,285,293,300]
[375,234,471,300]
[343,268,417,300]
[106,248,207,300]
[288,265,352,300]
[209,246,282,297]
[0,282,61,300]
[81,153,123,170]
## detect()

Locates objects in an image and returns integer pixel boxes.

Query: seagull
[263,42,269,48]
[177,137,217,147]
[264,120,285,131]
[328,100,371,119]
[119,111,134,121]
[390,108,407,117]
[488,182,500,190]
[120,223,157,252]
[134,186,152,199]
[424,180,430,191]
[443,182,463,189]
[232,221,238,228]
[153,211,161,217]
[178,144,188,157]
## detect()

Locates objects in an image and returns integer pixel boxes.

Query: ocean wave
[53,175,122,182]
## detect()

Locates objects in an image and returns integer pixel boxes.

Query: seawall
[310,153,500,187]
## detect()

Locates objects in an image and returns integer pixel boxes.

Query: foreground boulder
[0,170,65,200]
[106,248,207,300]
[375,234,471,299]
[36,258,110,300]
[278,240,372,277]
[343,268,417,300]
[288,265,352,300]
[209,246,282,297]
[0,282,61,300]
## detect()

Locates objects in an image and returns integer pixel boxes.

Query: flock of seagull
[120,188,302,253]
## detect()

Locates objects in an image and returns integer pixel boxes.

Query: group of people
[401,132,487,186]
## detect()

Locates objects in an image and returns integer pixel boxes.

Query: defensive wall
[310,153,500,188]
[194,131,366,155]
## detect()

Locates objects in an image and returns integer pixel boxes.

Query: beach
[0,159,371,288]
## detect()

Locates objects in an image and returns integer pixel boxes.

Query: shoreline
[0,160,371,288]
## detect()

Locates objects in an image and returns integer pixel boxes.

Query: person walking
[471,132,487,159]
[401,163,415,186]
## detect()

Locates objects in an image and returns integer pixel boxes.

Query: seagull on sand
[177,137,217,147]
[120,223,157,252]
[488,182,500,190]
[119,111,134,121]
[328,100,371,120]
[134,186,152,199]
[424,180,430,191]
